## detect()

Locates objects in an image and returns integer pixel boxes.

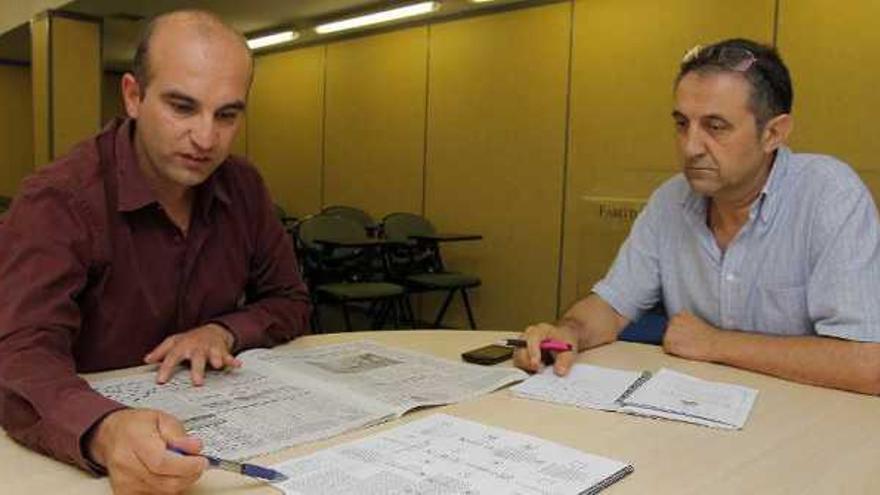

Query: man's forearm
[708,331,880,395]
[559,294,629,351]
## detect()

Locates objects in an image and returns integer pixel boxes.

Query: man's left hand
[663,311,722,362]
[144,324,242,385]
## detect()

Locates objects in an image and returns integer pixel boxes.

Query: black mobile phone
[461,344,514,365]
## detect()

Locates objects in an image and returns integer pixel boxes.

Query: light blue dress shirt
[594,147,880,342]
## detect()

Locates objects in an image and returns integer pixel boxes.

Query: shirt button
[725,273,735,282]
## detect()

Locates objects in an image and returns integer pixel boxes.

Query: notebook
[512,365,758,429]
[271,413,634,495]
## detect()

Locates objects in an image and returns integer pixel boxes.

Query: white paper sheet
[272,414,633,495]
[620,368,758,429]
[511,364,648,411]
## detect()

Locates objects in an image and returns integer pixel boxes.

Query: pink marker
[502,338,573,352]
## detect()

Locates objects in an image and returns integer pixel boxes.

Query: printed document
[272,413,633,495]
[93,341,527,459]
[512,364,757,429]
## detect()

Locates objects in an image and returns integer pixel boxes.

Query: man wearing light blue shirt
[515,38,880,395]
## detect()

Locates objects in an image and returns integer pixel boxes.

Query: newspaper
[272,413,634,495]
[92,340,527,459]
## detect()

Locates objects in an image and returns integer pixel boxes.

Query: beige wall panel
[248,46,324,217]
[323,27,427,219]
[560,0,776,310]
[777,0,880,200]
[30,16,49,167]
[0,65,34,196]
[51,16,100,158]
[426,4,570,330]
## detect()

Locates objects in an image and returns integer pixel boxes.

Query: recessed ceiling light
[315,2,440,35]
[247,30,299,50]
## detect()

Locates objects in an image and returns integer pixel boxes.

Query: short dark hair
[131,19,157,91]
[676,38,793,127]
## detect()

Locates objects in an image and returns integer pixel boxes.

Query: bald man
[0,10,310,494]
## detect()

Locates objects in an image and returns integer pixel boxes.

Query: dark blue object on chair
[617,305,667,345]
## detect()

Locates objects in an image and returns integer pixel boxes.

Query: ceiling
[0,0,538,70]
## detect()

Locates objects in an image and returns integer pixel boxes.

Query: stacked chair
[294,213,410,332]
[381,212,481,329]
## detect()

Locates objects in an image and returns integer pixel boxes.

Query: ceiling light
[315,2,440,35]
[470,0,496,3]
[247,30,299,50]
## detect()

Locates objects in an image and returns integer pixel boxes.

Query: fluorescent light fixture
[247,30,299,49]
[315,1,439,35]
[470,0,496,3]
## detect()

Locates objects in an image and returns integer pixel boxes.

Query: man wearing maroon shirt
[0,10,310,494]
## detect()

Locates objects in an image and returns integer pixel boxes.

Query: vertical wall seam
[554,0,576,319]
[47,14,54,161]
[421,25,431,216]
[320,44,328,208]
[773,0,780,46]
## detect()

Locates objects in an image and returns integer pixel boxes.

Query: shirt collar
[115,118,157,213]
[756,146,790,224]
[114,118,232,214]
[679,146,792,225]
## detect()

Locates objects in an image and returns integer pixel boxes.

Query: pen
[501,338,573,352]
[167,447,288,482]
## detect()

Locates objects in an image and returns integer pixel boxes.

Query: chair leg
[461,288,477,330]
[433,290,457,328]
[311,303,323,334]
[341,302,353,331]
[400,296,415,329]
[370,299,387,329]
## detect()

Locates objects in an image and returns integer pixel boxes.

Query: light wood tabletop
[3,330,879,494]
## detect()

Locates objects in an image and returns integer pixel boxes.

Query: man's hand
[88,409,207,495]
[663,311,722,362]
[144,323,241,385]
[512,322,580,376]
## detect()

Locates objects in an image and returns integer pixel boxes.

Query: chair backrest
[381,212,436,243]
[0,196,11,214]
[382,213,441,276]
[297,214,368,251]
[295,213,382,285]
[321,205,377,233]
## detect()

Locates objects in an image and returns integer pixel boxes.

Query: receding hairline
[132,9,253,88]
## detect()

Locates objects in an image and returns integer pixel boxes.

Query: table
[3,330,879,494]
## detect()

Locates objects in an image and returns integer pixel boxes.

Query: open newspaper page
[249,340,528,414]
[91,360,395,460]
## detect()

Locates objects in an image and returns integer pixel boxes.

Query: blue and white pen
[168,447,288,482]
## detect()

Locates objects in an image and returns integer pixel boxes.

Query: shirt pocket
[754,284,811,335]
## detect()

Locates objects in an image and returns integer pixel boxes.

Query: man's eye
[170,102,194,114]
[673,120,688,131]
[217,111,238,122]
[706,121,729,132]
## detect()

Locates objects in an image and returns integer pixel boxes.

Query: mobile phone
[461,344,514,365]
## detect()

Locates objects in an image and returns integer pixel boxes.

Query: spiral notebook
[271,413,633,495]
[512,365,758,429]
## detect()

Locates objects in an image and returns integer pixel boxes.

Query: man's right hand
[512,322,580,376]
[88,409,208,495]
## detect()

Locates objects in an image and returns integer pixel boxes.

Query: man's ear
[121,73,143,119]
[761,113,793,153]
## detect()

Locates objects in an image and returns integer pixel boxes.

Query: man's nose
[680,125,706,158]
[189,115,217,152]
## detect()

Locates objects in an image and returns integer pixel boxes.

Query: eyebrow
[160,90,246,113]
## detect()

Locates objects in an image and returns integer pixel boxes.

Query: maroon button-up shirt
[0,118,311,471]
